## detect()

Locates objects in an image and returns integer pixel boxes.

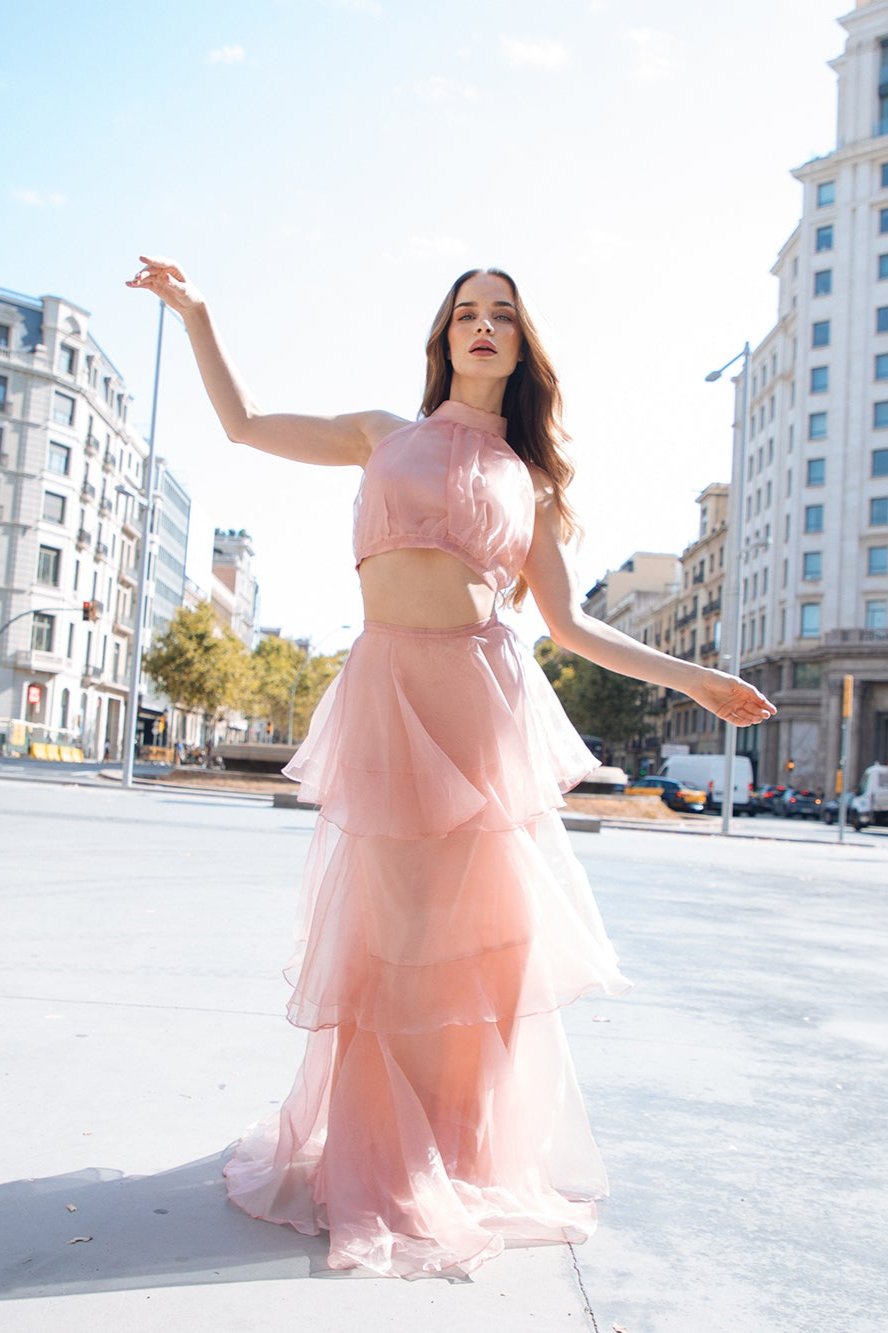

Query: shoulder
[525,460,557,507]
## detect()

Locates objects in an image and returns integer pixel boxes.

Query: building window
[806,458,826,486]
[878,355,888,381]
[812,320,830,347]
[37,544,61,585]
[882,208,888,234]
[809,412,827,439]
[879,308,888,334]
[816,181,835,207]
[47,441,71,475]
[802,551,822,580]
[868,545,888,575]
[815,224,833,251]
[866,599,888,630]
[811,365,829,392]
[0,375,8,407]
[880,255,888,281]
[43,491,66,524]
[793,661,822,688]
[881,40,888,134]
[31,612,54,652]
[872,496,888,525]
[800,603,821,638]
[877,402,888,430]
[52,392,75,427]
[805,504,824,533]
[0,324,9,348]
[58,344,76,375]
[814,269,832,296]
[766,479,772,506]
[874,448,888,476]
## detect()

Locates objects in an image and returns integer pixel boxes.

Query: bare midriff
[358,549,497,627]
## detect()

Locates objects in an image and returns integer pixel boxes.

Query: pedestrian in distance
[127,256,776,1279]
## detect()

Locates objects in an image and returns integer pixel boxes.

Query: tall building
[212,528,259,648]
[728,0,888,791]
[0,287,149,758]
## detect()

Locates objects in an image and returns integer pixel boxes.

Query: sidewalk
[1,779,886,1331]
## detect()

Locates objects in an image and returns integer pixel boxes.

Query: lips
[469,339,496,355]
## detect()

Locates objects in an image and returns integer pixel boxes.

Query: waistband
[362,613,504,639]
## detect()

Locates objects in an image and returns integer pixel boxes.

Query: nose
[476,316,494,333]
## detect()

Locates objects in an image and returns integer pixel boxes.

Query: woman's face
[447,272,523,382]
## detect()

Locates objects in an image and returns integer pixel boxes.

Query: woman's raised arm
[521,472,777,728]
[126,256,403,467]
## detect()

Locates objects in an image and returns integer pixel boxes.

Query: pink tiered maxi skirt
[223,614,633,1278]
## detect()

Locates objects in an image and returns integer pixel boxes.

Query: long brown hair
[420,267,579,609]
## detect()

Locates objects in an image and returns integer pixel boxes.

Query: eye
[495,313,514,322]
[457,311,475,321]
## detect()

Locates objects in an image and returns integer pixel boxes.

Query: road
[0,779,886,1332]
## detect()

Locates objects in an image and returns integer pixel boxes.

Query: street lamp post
[705,341,751,836]
[121,300,165,789]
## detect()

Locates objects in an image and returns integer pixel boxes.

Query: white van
[657,753,756,815]
[848,764,888,830]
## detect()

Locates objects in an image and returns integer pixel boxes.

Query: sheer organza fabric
[223,616,632,1278]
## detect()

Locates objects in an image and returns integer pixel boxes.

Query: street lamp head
[704,370,723,382]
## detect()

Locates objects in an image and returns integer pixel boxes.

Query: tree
[534,638,651,751]
[248,635,348,742]
[143,602,252,735]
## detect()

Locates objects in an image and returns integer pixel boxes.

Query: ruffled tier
[283,810,631,1034]
[282,616,599,841]
[223,1007,609,1279]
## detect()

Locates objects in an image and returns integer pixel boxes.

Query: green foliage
[142,602,251,717]
[248,635,347,739]
[534,637,651,746]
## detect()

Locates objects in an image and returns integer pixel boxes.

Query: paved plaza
[0,775,886,1332]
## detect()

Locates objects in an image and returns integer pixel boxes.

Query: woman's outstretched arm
[126,256,404,467]
[522,473,776,728]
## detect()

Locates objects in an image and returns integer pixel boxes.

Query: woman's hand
[125,255,205,319]
[688,668,777,728]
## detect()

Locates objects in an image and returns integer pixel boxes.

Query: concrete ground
[0,776,886,1332]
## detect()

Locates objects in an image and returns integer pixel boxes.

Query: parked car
[820,800,840,825]
[657,753,756,814]
[753,784,786,813]
[773,787,823,819]
[625,776,707,813]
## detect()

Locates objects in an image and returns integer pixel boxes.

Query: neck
[447,373,507,417]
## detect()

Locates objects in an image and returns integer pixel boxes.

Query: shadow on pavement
[0,1149,391,1296]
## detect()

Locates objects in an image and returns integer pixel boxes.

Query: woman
[128,257,776,1279]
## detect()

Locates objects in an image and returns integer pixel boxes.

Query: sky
[2,0,849,653]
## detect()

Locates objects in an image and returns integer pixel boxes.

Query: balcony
[13,647,65,672]
[95,541,110,560]
[700,639,719,657]
[80,481,96,503]
[102,450,116,474]
[99,497,113,517]
[76,527,93,550]
[824,628,888,646]
[84,434,100,457]
[118,561,138,587]
[675,611,697,629]
[82,664,102,680]
[114,612,135,636]
[692,570,705,585]
[121,514,140,539]
[702,596,722,617]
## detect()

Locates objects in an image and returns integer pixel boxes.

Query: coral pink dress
[223,399,632,1278]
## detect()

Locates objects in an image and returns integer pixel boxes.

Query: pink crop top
[353,400,536,592]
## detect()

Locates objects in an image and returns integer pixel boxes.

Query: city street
[0,778,886,1332]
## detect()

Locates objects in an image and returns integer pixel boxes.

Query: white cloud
[588,0,608,11]
[624,28,683,81]
[406,235,469,259]
[412,76,479,104]
[208,44,246,64]
[12,188,66,208]
[500,36,569,70]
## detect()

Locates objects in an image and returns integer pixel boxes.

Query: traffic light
[786,758,795,774]
[81,600,99,622]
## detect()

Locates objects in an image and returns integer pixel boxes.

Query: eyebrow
[454,299,516,309]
